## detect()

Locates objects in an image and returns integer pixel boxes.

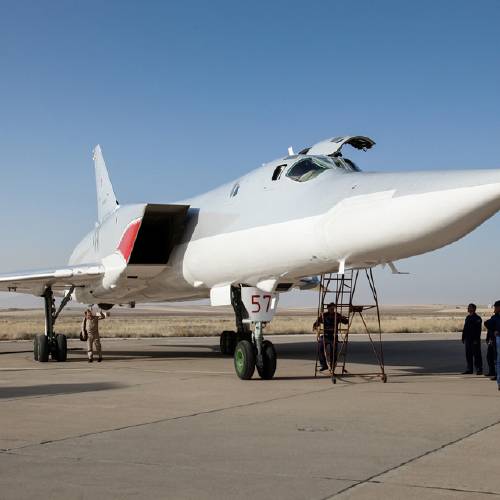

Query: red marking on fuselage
[117,219,142,262]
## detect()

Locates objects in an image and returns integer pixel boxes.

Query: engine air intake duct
[129,204,189,265]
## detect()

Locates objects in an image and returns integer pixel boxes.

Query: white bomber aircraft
[1,136,499,379]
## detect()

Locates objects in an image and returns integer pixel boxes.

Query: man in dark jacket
[485,310,497,380]
[484,300,500,388]
[314,302,349,372]
[461,303,483,375]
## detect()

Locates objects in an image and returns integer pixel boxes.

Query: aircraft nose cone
[324,168,500,264]
[391,169,500,248]
[437,170,500,222]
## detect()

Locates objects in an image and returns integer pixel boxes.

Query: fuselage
[69,153,500,305]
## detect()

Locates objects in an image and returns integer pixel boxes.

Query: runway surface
[1,333,499,499]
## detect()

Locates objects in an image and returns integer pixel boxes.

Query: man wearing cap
[313,302,349,372]
[461,303,483,375]
[81,308,107,363]
[484,301,500,389]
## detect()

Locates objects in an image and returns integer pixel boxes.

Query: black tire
[220,331,228,354]
[33,336,39,361]
[220,331,237,355]
[37,335,49,363]
[234,340,256,380]
[227,333,237,355]
[56,334,68,362]
[256,340,277,380]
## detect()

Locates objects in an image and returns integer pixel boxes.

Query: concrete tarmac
[0,333,499,499]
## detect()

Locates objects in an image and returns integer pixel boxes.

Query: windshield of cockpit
[286,156,360,182]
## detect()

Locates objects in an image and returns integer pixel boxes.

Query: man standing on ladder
[314,302,349,372]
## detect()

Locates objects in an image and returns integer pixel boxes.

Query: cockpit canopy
[285,156,360,183]
[299,135,375,156]
[279,135,374,183]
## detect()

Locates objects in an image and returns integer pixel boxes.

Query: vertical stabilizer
[93,145,119,223]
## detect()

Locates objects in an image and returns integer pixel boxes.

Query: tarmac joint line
[326,417,500,499]
[1,382,347,453]
[368,479,500,496]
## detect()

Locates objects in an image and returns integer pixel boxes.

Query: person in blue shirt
[484,300,500,389]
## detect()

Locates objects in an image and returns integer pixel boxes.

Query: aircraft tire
[219,332,227,354]
[220,331,236,355]
[256,340,277,380]
[37,335,49,363]
[234,340,256,380]
[56,334,68,362]
[226,333,237,355]
[33,335,39,361]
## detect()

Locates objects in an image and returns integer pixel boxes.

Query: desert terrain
[0,304,491,340]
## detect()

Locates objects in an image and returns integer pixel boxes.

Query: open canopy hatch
[300,135,375,157]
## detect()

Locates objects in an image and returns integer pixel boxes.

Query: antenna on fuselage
[287,146,294,155]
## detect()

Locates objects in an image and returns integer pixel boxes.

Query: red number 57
[252,294,272,313]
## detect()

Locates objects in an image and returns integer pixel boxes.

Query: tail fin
[93,145,119,223]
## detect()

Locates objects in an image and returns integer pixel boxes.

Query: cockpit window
[272,164,286,181]
[343,158,361,172]
[332,157,361,172]
[286,157,332,182]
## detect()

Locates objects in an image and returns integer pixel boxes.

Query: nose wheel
[220,331,237,355]
[256,340,277,379]
[234,340,256,380]
[233,322,277,380]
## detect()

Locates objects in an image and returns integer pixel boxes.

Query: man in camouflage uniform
[82,308,107,362]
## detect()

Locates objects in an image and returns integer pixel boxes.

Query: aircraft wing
[0,264,104,296]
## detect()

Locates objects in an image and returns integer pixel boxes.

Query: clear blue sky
[0,0,499,307]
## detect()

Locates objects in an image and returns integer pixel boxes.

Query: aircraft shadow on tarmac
[65,337,467,376]
[0,382,127,400]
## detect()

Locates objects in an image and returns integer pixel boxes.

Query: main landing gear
[33,286,74,363]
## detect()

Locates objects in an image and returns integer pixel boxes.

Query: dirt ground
[0,303,487,340]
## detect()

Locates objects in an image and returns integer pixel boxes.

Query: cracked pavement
[1,334,499,499]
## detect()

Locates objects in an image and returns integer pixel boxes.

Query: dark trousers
[465,339,482,372]
[318,336,338,368]
[486,341,497,376]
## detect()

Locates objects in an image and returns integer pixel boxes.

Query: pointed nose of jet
[325,168,500,264]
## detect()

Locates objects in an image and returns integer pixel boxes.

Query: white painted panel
[210,284,232,306]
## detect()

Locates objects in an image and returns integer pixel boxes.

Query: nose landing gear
[230,287,279,380]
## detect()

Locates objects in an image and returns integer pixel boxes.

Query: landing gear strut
[219,286,252,356]
[34,286,74,363]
